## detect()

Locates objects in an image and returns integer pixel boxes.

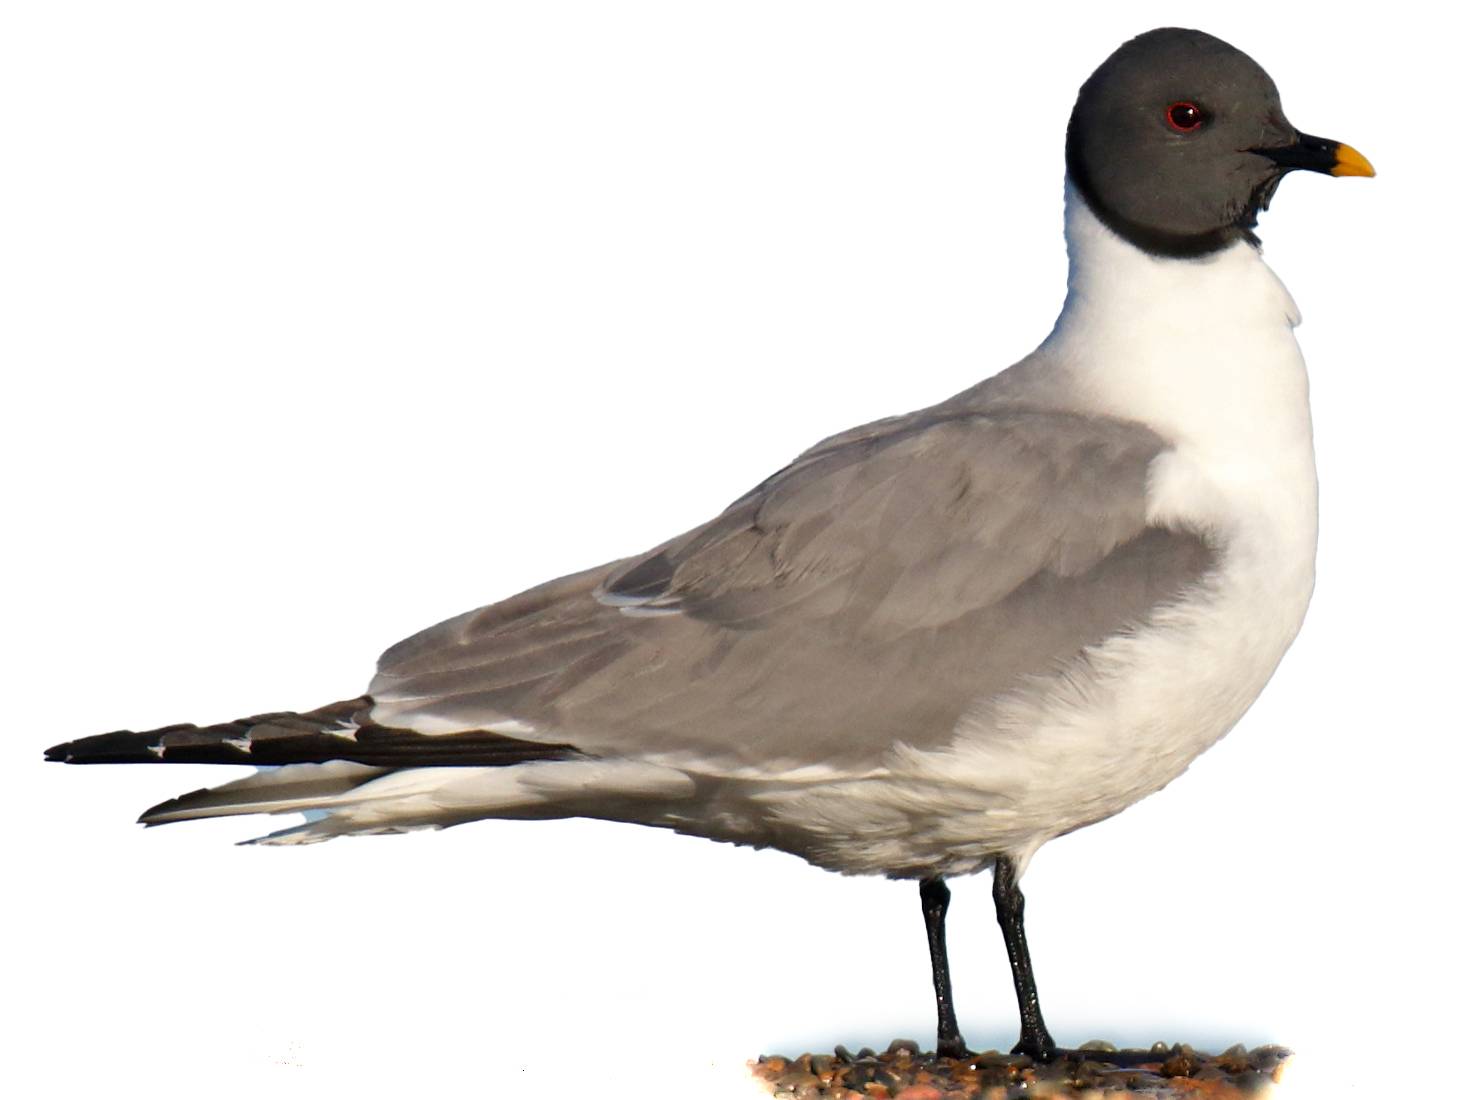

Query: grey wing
[369,408,1216,772]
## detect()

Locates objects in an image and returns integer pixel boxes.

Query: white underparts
[201,184,1317,877]
[739,186,1318,877]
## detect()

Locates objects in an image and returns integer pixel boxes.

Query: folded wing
[370,407,1216,774]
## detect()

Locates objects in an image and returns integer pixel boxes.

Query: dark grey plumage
[1067,28,1301,256]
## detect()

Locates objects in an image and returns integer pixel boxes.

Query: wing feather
[369,407,1216,769]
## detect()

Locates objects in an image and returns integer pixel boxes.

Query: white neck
[1037,181,1312,461]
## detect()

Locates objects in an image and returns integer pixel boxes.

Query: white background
[4,3,1460,1098]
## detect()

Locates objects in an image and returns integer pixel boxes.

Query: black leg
[919,876,968,1058]
[992,856,1058,1062]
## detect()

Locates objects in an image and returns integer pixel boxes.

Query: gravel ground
[750,1039,1291,1099]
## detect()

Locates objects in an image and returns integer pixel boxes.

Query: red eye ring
[1166,101,1205,133]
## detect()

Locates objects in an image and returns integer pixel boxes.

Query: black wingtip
[41,728,171,764]
[46,696,582,770]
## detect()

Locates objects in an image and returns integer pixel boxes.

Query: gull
[46,27,1374,1060]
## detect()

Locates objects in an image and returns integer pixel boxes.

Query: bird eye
[1165,102,1205,133]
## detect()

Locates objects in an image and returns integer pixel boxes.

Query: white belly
[744,193,1321,879]
[748,445,1317,880]
[939,490,1315,867]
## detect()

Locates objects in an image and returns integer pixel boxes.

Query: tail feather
[44,696,580,769]
[139,760,388,826]
[43,697,688,847]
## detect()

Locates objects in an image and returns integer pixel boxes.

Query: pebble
[750,1038,1292,1099]
[1159,1049,1198,1078]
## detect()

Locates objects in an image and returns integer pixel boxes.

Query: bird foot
[1010,1032,1059,1064]
[935,1036,970,1059]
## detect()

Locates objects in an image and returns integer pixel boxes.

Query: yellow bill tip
[1331,143,1376,178]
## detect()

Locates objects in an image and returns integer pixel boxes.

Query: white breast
[944,191,1314,861]
[778,189,1320,879]
[213,185,1320,871]
[1047,183,1319,632]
